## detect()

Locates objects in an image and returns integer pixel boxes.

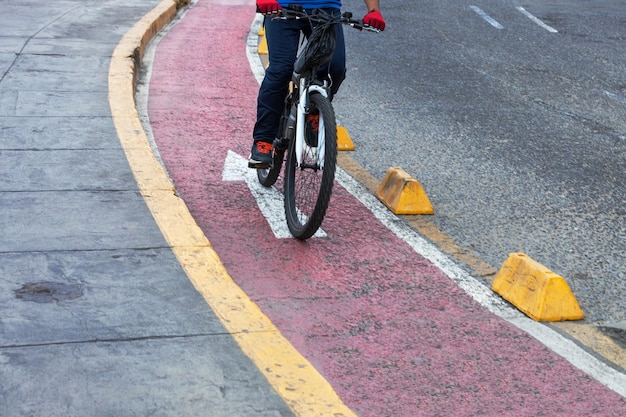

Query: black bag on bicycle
[294,21,337,74]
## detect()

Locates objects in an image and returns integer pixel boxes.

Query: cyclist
[248,0,386,168]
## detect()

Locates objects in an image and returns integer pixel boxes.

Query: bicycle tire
[257,148,284,187]
[284,92,337,239]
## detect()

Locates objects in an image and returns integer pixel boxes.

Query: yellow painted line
[552,322,626,371]
[108,1,357,415]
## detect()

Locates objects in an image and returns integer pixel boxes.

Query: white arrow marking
[222,150,326,239]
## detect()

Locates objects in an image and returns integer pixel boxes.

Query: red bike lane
[146,1,626,415]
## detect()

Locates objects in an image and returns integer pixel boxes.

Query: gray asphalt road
[336,0,625,332]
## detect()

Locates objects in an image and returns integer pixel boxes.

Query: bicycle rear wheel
[283,92,337,239]
[257,146,284,187]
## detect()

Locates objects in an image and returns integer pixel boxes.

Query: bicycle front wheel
[283,92,337,239]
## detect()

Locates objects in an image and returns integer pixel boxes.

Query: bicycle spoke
[284,92,336,239]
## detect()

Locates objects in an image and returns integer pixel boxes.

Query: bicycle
[257,5,379,240]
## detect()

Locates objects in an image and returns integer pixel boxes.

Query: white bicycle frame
[295,78,328,169]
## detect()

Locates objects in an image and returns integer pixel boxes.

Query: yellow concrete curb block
[492,253,585,322]
[258,34,268,55]
[376,167,434,215]
[336,126,355,151]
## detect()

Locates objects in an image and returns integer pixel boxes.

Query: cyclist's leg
[250,17,304,168]
[252,17,301,145]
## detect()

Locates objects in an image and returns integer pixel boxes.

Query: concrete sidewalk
[0,1,293,415]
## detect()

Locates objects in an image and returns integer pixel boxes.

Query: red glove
[256,0,282,15]
[363,9,386,31]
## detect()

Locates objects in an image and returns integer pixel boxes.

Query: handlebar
[271,5,381,33]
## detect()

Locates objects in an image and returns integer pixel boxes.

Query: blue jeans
[253,9,346,144]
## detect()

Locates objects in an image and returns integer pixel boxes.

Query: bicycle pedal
[273,137,289,151]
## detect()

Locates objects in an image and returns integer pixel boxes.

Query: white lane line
[246,14,266,85]
[605,90,626,105]
[246,17,626,398]
[470,5,504,29]
[516,6,558,33]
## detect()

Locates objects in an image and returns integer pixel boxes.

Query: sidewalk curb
[107,1,358,415]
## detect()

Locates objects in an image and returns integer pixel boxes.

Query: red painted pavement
[147,1,626,415]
